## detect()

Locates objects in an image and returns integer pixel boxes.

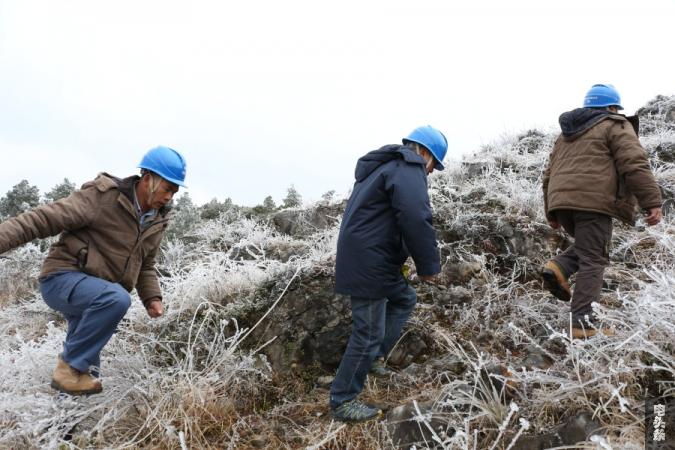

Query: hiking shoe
[542,260,571,301]
[51,357,102,396]
[571,327,615,339]
[331,400,383,423]
[369,358,395,378]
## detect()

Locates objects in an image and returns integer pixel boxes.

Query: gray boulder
[510,412,602,450]
[386,401,454,449]
[245,272,352,374]
[240,270,435,376]
[272,203,344,237]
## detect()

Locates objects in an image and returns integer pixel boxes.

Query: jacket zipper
[115,215,169,284]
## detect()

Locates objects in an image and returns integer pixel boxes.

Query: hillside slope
[0,96,674,449]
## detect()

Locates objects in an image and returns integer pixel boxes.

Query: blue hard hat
[403,125,447,171]
[583,84,624,110]
[138,146,187,187]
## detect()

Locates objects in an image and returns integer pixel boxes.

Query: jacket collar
[116,175,171,218]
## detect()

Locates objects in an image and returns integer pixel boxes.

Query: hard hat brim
[138,164,187,187]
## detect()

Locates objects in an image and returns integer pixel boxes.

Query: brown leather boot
[542,260,571,301]
[51,357,103,395]
[571,327,615,339]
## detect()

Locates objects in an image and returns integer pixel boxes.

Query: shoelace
[337,401,377,419]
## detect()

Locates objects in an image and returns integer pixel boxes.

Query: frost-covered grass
[0,211,343,448]
[0,303,269,448]
[1,98,674,448]
[0,242,47,307]
[391,114,674,449]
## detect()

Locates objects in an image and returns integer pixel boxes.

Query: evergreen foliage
[44,178,77,203]
[166,192,201,241]
[282,184,302,208]
[200,197,234,220]
[0,180,40,218]
[321,190,335,204]
[262,195,276,211]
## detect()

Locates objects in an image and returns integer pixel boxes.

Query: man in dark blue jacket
[330,125,447,422]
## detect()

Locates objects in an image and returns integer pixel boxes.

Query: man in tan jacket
[0,146,186,394]
[542,84,662,338]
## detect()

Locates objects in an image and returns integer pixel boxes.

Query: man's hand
[418,274,438,283]
[644,207,662,226]
[548,218,560,229]
[145,298,164,318]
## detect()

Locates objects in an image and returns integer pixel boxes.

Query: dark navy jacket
[335,144,441,298]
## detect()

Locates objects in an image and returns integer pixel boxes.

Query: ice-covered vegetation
[1,96,674,449]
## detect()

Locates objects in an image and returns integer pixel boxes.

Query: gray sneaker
[331,400,383,423]
[369,358,395,378]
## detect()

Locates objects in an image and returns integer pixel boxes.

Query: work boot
[542,260,571,301]
[331,399,383,423]
[51,357,103,395]
[369,358,395,378]
[571,326,615,339]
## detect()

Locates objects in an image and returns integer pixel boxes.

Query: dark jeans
[552,210,612,326]
[329,285,417,409]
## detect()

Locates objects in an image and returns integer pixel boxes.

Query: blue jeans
[329,285,417,409]
[40,271,132,374]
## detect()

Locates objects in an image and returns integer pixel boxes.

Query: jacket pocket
[615,174,628,202]
[82,243,105,275]
[40,272,88,307]
[76,247,88,270]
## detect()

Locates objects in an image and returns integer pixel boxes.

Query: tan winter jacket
[0,173,170,304]
[543,109,662,225]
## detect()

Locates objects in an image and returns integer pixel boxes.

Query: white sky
[1,0,674,206]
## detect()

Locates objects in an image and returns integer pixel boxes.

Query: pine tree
[0,180,40,217]
[200,197,234,220]
[175,192,195,210]
[263,195,276,211]
[282,185,302,208]
[44,178,77,203]
[321,190,336,204]
[165,192,201,240]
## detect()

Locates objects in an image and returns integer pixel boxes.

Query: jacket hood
[354,144,425,182]
[559,108,614,138]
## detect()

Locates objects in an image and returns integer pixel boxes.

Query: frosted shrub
[0,304,269,448]
[0,242,47,307]
[1,97,674,449]
[165,202,201,241]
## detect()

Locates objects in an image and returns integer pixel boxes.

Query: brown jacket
[0,173,170,304]
[543,109,662,225]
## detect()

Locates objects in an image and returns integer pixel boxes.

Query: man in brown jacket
[0,146,187,394]
[542,84,662,338]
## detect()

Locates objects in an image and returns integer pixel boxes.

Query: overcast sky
[1,0,674,206]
